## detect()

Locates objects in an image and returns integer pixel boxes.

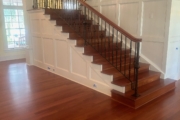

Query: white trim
[0,54,25,62]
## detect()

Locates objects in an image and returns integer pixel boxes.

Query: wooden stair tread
[102,63,149,76]
[113,63,149,80]
[112,70,160,86]
[113,79,175,97]
[111,78,176,109]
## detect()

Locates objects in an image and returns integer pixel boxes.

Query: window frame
[1,0,27,50]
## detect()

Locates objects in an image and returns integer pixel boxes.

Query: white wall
[27,10,125,96]
[25,0,33,10]
[0,0,30,61]
[87,0,180,80]
[165,0,180,80]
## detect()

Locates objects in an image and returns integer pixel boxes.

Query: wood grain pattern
[0,59,179,120]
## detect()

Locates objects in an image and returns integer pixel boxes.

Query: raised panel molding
[33,37,43,62]
[31,19,41,34]
[169,0,180,37]
[90,67,109,86]
[166,41,180,80]
[71,47,87,78]
[119,2,139,37]
[93,6,99,11]
[101,4,116,23]
[55,40,70,72]
[142,0,167,42]
[41,19,54,35]
[43,38,55,67]
[141,41,164,70]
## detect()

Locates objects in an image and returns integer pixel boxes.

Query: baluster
[67,0,68,9]
[69,0,70,9]
[87,8,89,20]
[42,0,43,8]
[120,34,123,71]
[72,0,73,9]
[90,11,92,45]
[98,16,100,52]
[68,0,69,9]
[112,27,114,64]
[49,0,50,8]
[134,43,137,83]
[116,30,118,68]
[84,7,87,45]
[41,0,44,8]
[133,42,140,97]
[129,40,132,79]
[38,0,41,8]
[78,9,80,34]
[33,0,35,8]
[59,0,60,9]
[43,0,44,8]
[55,0,57,9]
[71,10,72,27]
[124,37,127,75]
[54,0,55,8]
[93,14,95,48]
[61,0,62,9]
[76,0,77,9]
[95,15,97,50]
[65,0,66,9]
[104,22,106,58]
[64,0,66,9]
[108,24,110,61]
[100,20,103,55]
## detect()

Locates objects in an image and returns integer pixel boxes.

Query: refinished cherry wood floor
[0,59,179,120]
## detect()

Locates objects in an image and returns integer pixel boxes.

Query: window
[3,0,23,6]
[2,0,26,49]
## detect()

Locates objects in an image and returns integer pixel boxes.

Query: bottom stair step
[111,78,176,109]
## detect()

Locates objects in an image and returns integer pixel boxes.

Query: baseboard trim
[0,54,26,62]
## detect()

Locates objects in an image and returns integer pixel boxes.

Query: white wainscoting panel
[142,0,167,42]
[71,47,87,78]
[41,19,54,35]
[55,40,70,72]
[101,4,116,23]
[119,2,139,37]
[43,38,55,67]
[141,41,164,71]
[33,37,43,62]
[31,19,41,34]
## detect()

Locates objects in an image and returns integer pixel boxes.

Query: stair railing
[33,0,63,9]
[33,0,142,97]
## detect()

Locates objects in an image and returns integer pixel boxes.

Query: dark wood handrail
[78,0,142,42]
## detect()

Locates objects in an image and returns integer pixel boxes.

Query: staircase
[33,0,176,109]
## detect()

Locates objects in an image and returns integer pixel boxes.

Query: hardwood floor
[0,59,179,120]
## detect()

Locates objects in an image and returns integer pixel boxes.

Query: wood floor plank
[0,59,179,120]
